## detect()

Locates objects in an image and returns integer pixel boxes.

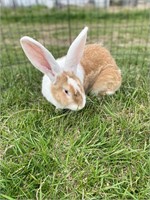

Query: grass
[1,6,149,24]
[1,5,150,200]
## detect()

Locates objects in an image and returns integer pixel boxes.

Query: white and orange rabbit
[20,27,121,111]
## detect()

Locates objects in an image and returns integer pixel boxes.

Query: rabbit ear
[64,27,88,73]
[20,36,61,82]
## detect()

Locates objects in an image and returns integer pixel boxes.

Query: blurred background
[1,0,150,88]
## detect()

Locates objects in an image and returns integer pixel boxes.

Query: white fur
[79,93,86,110]
[41,56,85,109]
[67,103,85,111]
[42,74,86,110]
[20,36,61,82]
[67,76,86,109]
[65,27,88,72]
[76,63,85,84]
[67,77,80,93]
[106,91,115,95]
[57,56,85,84]
[56,56,66,68]
[42,74,64,109]
[41,53,86,110]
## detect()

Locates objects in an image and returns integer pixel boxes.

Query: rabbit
[20,27,121,111]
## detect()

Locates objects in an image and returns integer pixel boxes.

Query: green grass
[1,61,149,199]
[1,6,149,24]
[1,5,150,200]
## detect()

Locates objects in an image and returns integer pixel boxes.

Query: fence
[1,0,150,88]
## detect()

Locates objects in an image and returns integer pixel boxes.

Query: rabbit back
[80,44,122,95]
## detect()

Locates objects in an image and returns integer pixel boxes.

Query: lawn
[0,6,150,200]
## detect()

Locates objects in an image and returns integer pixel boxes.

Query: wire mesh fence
[1,0,150,89]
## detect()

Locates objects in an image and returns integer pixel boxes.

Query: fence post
[67,0,72,45]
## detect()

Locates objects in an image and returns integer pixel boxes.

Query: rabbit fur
[20,27,121,111]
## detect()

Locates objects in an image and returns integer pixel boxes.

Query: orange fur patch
[80,44,122,94]
[51,72,84,107]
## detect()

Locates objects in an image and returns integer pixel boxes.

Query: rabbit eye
[63,89,69,95]
[65,89,69,94]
